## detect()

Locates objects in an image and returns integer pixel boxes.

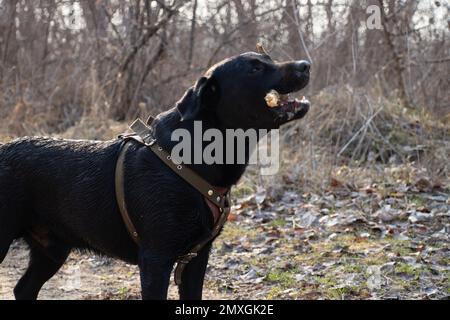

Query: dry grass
[1,85,449,195]
[266,86,450,193]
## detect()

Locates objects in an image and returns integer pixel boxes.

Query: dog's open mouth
[265,89,310,121]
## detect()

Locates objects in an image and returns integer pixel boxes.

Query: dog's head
[177,49,310,130]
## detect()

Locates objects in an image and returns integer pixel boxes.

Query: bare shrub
[0,0,448,182]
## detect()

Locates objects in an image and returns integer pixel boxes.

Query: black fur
[0,52,310,300]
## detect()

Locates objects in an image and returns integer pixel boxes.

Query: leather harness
[115,117,231,286]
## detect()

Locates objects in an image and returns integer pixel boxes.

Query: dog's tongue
[277,96,310,121]
[279,98,301,112]
[265,90,310,120]
[265,90,310,122]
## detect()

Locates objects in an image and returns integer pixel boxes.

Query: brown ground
[1,170,448,300]
[0,240,227,300]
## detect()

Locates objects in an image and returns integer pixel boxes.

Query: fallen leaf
[330,177,344,188]
[415,178,432,191]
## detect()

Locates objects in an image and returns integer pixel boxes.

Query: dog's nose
[295,60,311,73]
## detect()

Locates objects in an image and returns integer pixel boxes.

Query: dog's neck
[151,107,255,188]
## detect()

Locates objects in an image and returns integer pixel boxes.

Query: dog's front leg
[138,247,174,300]
[178,243,212,300]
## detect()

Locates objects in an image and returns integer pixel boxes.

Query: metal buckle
[118,133,135,140]
[142,133,156,146]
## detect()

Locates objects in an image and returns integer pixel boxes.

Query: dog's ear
[177,76,220,121]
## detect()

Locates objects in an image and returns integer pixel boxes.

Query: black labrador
[0,51,310,300]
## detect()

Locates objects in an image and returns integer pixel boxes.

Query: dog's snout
[295,60,311,74]
[276,59,311,94]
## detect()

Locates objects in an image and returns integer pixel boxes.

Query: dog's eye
[249,60,265,74]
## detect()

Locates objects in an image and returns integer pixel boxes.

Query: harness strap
[115,117,231,286]
[115,141,141,244]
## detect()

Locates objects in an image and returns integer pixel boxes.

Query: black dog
[0,51,310,300]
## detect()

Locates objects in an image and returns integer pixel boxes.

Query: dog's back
[0,137,131,260]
